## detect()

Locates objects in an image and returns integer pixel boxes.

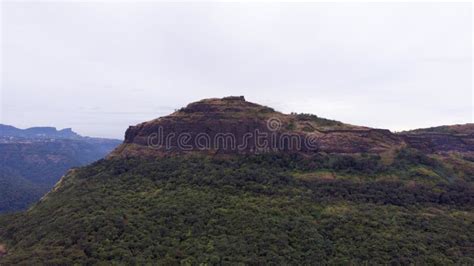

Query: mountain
[115,97,473,157]
[0,125,121,213]
[0,97,472,264]
[0,125,81,140]
[115,96,401,156]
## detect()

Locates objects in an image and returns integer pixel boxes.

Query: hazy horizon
[1,2,472,139]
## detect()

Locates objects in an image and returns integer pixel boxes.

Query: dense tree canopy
[0,150,473,264]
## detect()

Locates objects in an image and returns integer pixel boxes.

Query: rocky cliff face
[111,97,407,157]
[111,97,473,158]
[398,124,474,154]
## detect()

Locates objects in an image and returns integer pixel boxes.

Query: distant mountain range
[0,124,81,140]
[0,124,121,213]
[0,98,473,264]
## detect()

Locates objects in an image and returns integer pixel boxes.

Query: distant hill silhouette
[0,124,80,139]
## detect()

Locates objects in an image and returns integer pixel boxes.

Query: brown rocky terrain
[111,97,474,158]
[110,96,473,159]
[399,124,474,154]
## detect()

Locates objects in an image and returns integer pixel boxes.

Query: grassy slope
[0,151,473,264]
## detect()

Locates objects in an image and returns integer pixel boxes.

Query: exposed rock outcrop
[400,128,474,153]
[110,97,473,158]
[111,97,406,157]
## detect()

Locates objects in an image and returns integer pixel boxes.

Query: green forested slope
[0,150,473,264]
[0,174,46,213]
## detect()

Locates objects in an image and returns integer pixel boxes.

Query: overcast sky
[1,2,472,139]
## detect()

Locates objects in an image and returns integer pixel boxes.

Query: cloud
[1,2,472,138]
